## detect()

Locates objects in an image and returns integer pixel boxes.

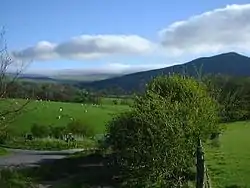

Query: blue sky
[1,0,250,75]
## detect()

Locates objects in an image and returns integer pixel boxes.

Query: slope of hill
[17,72,123,83]
[79,52,250,92]
[52,73,123,82]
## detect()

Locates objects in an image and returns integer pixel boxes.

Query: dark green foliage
[25,134,33,141]
[30,123,50,138]
[203,74,250,122]
[66,120,95,137]
[0,130,10,144]
[106,74,220,187]
[0,168,36,188]
[4,137,96,150]
[30,120,96,139]
[49,126,66,139]
[120,99,129,105]
[112,100,118,105]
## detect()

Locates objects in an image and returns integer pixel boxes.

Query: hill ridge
[79,52,250,93]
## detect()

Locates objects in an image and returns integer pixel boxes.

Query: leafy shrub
[49,126,66,139]
[0,168,36,188]
[120,99,130,105]
[4,137,96,150]
[30,123,50,138]
[112,100,118,105]
[0,130,10,144]
[106,74,220,187]
[66,120,95,137]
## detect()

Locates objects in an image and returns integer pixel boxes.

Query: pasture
[2,98,250,187]
[2,98,130,135]
[206,121,250,188]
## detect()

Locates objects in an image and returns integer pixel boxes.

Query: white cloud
[24,63,167,76]
[12,41,58,61]
[160,4,250,55]
[99,63,166,74]
[12,35,155,61]
[12,3,250,65]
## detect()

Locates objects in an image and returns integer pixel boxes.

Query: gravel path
[0,148,85,168]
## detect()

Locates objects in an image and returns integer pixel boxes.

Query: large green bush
[106,75,220,187]
[49,126,66,139]
[30,123,50,138]
[66,120,95,137]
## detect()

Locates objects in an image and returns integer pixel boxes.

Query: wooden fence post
[196,138,205,188]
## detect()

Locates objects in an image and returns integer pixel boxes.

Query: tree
[106,74,220,187]
[203,74,250,122]
[0,28,30,136]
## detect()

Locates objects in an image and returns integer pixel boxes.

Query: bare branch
[0,28,32,131]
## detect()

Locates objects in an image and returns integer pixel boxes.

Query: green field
[3,99,250,186]
[206,121,250,188]
[3,99,130,135]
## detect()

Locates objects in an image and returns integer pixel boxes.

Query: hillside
[79,52,250,93]
[18,73,122,83]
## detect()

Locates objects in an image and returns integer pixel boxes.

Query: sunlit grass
[1,98,130,135]
[206,121,250,188]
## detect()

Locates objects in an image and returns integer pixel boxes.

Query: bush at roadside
[0,168,36,188]
[30,123,50,138]
[4,137,97,151]
[106,74,221,187]
[49,126,66,139]
[66,120,95,137]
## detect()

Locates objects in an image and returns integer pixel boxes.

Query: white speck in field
[58,115,61,119]
[15,101,18,105]
[85,109,88,113]
[81,104,83,106]
[70,117,74,121]
[59,107,63,112]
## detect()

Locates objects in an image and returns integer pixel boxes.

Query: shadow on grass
[19,151,121,187]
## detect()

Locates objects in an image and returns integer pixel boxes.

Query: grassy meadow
[206,121,250,188]
[2,98,130,135]
[2,98,250,187]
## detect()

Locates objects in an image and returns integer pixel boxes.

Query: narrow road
[0,148,85,168]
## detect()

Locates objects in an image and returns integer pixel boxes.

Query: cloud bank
[25,63,167,76]
[160,4,250,55]
[12,4,250,64]
[12,35,155,61]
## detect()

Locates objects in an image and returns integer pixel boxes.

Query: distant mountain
[79,52,250,92]
[52,73,123,82]
[16,74,78,84]
[16,72,123,83]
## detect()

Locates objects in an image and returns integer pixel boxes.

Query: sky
[1,0,250,75]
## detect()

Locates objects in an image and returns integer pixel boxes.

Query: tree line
[6,80,102,104]
[203,74,250,122]
[4,73,250,123]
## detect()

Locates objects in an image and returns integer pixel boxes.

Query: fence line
[196,138,212,188]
